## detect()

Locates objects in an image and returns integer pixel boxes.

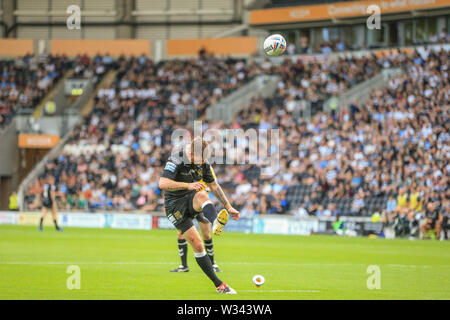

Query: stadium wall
[0,211,152,230]
[0,211,382,236]
[166,37,259,57]
[50,39,151,57]
[1,38,448,61]
[0,37,258,58]
[0,39,33,56]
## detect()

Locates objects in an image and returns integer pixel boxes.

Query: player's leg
[193,191,229,236]
[170,230,189,272]
[421,219,434,239]
[435,220,441,240]
[420,219,429,239]
[51,203,62,231]
[166,195,235,293]
[442,217,449,240]
[182,225,235,294]
[39,206,47,231]
[198,218,222,272]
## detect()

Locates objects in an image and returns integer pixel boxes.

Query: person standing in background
[9,192,18,211]
[38,175,63,232]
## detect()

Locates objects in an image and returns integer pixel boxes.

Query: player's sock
[39,217,44,229]
[53,219,60,230]
[204,239,215,264]
[194,250,222,287]
[178,239,188,267]
[202,201,217,224]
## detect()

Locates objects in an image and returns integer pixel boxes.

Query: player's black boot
[170,265,189,272]
[54,220,63,231]
[216,283,237,294]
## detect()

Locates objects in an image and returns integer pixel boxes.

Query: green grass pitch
[0,225,449,300]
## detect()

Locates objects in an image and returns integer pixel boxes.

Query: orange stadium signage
[0,39,33,56]
[250,0,450,25]
[51,39,151,57]
[167,37,258,56]
[18,134,60,149]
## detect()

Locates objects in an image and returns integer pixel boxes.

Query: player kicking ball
[170,215,223,273]
[170,167,222,274]
[159,138,239,294]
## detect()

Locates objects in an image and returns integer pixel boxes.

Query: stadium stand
[0,54,69,131]
[0,54,117,133]
[24,54,259,211]
[234,48,448,219]
[22,50,434,217]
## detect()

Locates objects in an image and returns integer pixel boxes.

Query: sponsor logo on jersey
[164,162,177,172]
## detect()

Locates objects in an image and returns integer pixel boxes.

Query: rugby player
[170,166,222,273]
[159,138,240,294]
[38,175,63,232]
[421,202,442,240]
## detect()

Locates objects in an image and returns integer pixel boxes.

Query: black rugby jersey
[161,148,215,203]
[42,183,56,201]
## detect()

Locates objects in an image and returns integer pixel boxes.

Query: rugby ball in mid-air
[252,275,265,287]
[263,34,287,57]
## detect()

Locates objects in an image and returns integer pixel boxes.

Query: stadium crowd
[237,48,449,239]
[0,53,117,133]
[25,54,262,211]
[285,28,450,55]
[24,48,449,239]
[0,54,68,131]
[25,52,383,211]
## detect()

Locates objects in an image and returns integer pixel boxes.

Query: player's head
[186,137,210,165]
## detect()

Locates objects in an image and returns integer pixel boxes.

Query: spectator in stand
[336,39,346,51]
[293,203,309,217]
[286,42,296,55]
[322,203,339,217]
[421,202,443,240]
[0,54,114,133]
[350,189,365,216]
[439,28,449,43]
[298,35,310,54]
[429,32,438,43]
[386,195,397,213]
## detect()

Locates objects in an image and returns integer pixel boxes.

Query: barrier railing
[323,68,403,114]
[0,211,382,237]
[206,74,279,123]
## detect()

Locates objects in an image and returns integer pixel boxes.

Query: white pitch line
[0,262,359,266]
[228,262,363,267]
[240,290,321,293]
[0,261,176,265]
[386,264,431,268]
[0,261,434,268]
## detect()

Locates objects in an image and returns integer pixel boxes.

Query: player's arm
[437,212,444,224]
[207,180,230,208]
[50,187,57,202]
[159,177,204,191]
[205,165,240,220]
[159,157,203,191]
